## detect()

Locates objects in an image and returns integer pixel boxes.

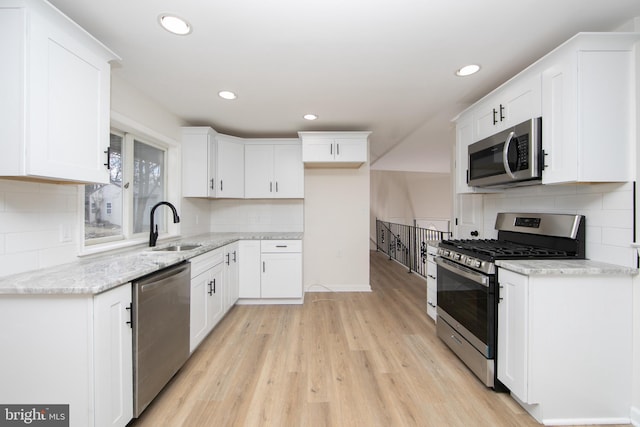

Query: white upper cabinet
[0,0,118,183]
[182,127,245,198]
[244,140,303,198]
[215,134,245,197]
[454,32,639,190]
[299,131,370,168]
[473,73,541,141]
[454,113,475,194]
[540,34,638,184]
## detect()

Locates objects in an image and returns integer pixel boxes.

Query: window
[84,131,168,246]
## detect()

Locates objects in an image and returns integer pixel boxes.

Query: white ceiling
[49,0,640,173]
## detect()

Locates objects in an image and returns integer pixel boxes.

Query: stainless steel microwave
[467,117,542,187]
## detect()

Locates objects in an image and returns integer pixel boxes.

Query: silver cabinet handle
[262,261,265,273]
[451,335,463,346]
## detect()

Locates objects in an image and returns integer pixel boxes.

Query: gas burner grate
[440,239,571,259]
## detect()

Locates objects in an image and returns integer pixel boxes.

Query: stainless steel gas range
[435,212,585,389]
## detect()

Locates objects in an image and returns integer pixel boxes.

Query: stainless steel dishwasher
[132,261,191,418]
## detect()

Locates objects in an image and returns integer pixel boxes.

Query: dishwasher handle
[137,262,190,293]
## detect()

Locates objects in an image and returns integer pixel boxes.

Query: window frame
[79,112,180,256]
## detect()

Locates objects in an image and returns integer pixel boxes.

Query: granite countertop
[0,232,302,296]
[495,259,638,276]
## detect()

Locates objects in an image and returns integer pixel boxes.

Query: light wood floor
[130,251,629,427]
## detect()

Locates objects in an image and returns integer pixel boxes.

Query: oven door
[435,256,495,358]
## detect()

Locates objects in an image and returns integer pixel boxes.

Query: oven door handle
[435,257,489,287]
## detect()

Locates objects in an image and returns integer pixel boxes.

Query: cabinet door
[334,139,367,163]
[301,139,334,162]
[190,271,209,352]
[474,94,504,141]
[28,9,111,183]
[502,74,541,129]
[217,136,245,198]
[224,242,239,310]
[273,144,303,198]
[261,252,302,298]
[455,114,475,193]
[245,144,275,198]
[540,54,577,184]
[474,74,541,142]
[207,263,225,329]
[497,269,529,402]
[182,128,214,197]
[239,240,261,298]
[542,49,633,184]
[455,193,483,239]
[0,8,26,177]
[94,284,133,427]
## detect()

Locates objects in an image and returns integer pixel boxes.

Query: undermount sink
[153,244,201,252]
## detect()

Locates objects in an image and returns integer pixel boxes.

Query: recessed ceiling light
[303,114,318,121]
[456,64,480,77]
[158,14,192,35]
[218,90,237,100]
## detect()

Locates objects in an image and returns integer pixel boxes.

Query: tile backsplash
[482,182,636,267]
[0,179,80,277]
[209,199,304,232]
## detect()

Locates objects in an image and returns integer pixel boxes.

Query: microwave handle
[502,131,516,179]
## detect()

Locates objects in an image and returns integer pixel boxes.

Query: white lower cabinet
[497,268,633,424]
[261,240,302,298]
[189,249,224,352]
[0,284,133,427]
[239,240,261,298]
[94,284,134,427]
[223,241,240,310]
[238,240,303,303]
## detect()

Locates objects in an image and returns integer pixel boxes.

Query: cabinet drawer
[260,240,302,253]
[190,248,223,277]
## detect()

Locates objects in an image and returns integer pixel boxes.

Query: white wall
[370,170,452,238]
[304,165,370,292]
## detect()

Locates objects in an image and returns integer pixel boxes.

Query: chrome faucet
[149,201,180,247]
